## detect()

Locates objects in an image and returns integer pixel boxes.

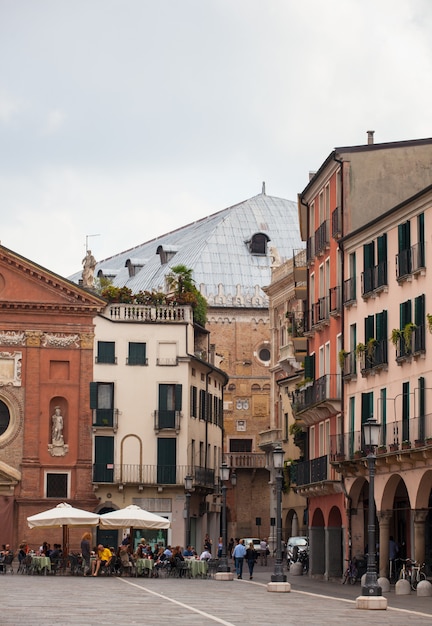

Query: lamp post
[271,444,287,583]
[184,475,193,550]
[215,465,235,580]
[218,463,230,573]
[361,418,381,597]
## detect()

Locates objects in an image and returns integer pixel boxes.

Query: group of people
[232,539,260,580]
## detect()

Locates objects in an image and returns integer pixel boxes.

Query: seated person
[91,544,113,576]
[118,544,133,575]
[199,547,212,561]
[49,544,63,561]
[134,544,145,559]
[183,545,194,557]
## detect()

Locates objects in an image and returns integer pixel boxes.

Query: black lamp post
[361,418,382,597]
[271,444,287,583]
[184,474,193,550]
[218,462,231,573]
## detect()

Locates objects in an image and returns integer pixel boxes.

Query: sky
[1,0,432,278]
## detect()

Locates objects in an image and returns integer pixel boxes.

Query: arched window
[0,399,11,436]
[246,233,270,255]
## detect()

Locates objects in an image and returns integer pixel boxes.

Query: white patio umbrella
[98,505,170,549]
[27,502,100,555]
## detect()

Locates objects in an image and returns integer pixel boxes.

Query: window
[247,232,269,255]
[414,294,426,353]
[0,399,10,436]
[229,439,252,453]
[97,341,116,364]
[190,386,197,418]
[157,384,182,429]
[199,389,206,420]
[258,346,270,363]
[361,392,373,424]
[90,382,114,427]
[157,438,176,484]
[46,473,68,498]
[397,220,411,278]
[127,342,147,365]
[93,436,114,482]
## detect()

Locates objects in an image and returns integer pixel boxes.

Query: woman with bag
[245,541,258,580]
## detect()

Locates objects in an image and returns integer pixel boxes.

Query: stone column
[413,509,428,565]
[378,510,392,577]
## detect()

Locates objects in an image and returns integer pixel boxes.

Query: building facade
[0,245,105,550]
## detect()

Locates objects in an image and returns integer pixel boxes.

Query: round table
[135,558,154,576]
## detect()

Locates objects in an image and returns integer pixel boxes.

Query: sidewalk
[1,561,431,626]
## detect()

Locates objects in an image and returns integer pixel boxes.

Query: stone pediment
[0,246,106,312]
[0,460,21,492]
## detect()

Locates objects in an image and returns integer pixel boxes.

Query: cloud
[0,91,23,125]
[42,109,66,135]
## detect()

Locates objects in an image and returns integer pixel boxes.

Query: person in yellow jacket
[92,544,113,576]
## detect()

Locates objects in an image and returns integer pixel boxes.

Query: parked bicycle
[342,557,358,585]
[398,558,427,590]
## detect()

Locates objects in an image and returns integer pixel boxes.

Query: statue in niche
[82,250,97,288]
[48,406,68,457]
[51,406,64,444]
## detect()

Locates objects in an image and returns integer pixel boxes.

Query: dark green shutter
[304,354,315,380]
[415,294,425,326]
[90,382,98,409]
[398,221,410,252]
[365,315,375,341]
[377,234,387,264]
[98,341,115,363]
[128,342,146,365]
[175,384,182,411]
[94,436,114,482]
[363,242,374,270]
[157,438,176,484]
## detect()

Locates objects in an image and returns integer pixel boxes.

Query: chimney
[262,181,266,195]
[367,130,375,145]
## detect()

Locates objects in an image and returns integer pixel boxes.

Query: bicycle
[409,561,427,590]
[342,557,358,584]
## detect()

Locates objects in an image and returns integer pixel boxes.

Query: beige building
[92,302,227,552]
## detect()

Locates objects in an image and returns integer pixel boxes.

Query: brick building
[0,245,105,550]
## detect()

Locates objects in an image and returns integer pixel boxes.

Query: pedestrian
[228,537,234,558]
[245,541,258,579]
[232,538,246,579]
[259,538,269,565]
[217,536,223,558]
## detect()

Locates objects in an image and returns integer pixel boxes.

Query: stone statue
[51,406,64,445]
[269,245,282,268]
[82,250,97,288]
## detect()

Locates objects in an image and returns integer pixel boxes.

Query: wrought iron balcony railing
[92,463,215,487]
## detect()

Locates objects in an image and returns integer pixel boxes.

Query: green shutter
[377,234,387,264]
[419,377,425,417]
[175,384,182,411]
[157,438,176,484]
[97,341,115,363]
[90,382,98,409]
[94,436,114,482]
[365,315,375,341]
[304,354,315,380]
[398,221,411,252]
[361,392,373,423]
[415,294,425,326]
[128,342,146,365]
[363,242,374,270]
[418,213,425,244]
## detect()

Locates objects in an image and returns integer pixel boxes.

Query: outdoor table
[135,558,154,576]
[32,556,51,574]
[186,559,208,578]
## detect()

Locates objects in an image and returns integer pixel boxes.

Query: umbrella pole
[63,525,68,558]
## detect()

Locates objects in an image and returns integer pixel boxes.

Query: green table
[135,558,154,575]
[32,556,51,574]
[186,559,208,578]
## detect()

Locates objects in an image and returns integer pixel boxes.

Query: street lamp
[271,444,287,583]
[184,475,193,550]
[217,462,231,573]
[361,418,381,598]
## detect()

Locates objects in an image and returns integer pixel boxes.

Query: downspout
[333,153,352,562]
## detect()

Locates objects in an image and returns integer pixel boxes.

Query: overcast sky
[1,0,432,278]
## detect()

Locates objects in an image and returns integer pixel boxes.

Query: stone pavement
[1,562,432,626]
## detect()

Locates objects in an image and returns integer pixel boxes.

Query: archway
[327,506,343,577]
[310,508,325,576]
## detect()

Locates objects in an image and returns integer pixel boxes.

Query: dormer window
[157,245,179,265]
[245,232,270,255]
[97,269,120,280]
[125,258,147,277]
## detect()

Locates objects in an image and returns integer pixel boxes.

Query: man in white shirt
[259,538,269,565]
[232,539,246,579]
[200,548,212,561]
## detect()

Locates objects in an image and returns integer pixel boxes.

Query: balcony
[329,414,432,469]
[291,374,341,424]
[329,286,341,316]
[342,350,356,381]
[92,408,119,431]
[358,339,388,375]
[411,242,426,276]
[311,296,329,329]
[293,248,307,282]
[331,206,342,239]
[258,428,282,450]
[92,463,215,490]
[103,303,193,323]
[343,277,356,306]
[361,261,388,298]
[287,311,308,358]
[154,410,181,432]
[223,452,267,469]
[314,220,330,256]
[290,455,341,496]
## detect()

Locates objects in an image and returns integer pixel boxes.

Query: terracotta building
[0,245,105,551]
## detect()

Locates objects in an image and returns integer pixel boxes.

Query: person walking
[232,538,246,579]
[245,541,258,579]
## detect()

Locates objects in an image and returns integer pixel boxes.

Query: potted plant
[415,439,425,448]
[426,437,432,446]
[389,442,399,452]
[355,343,366,359]
[427,313,432,334]
[366,337,378,358]
[401,440,411,450]
[353,450,363,460]
[391,328,402,347]
[403,322,416,352]
[377,445,387,455]
[338,349,347,369]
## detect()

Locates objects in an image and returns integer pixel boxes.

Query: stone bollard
[416,580,432,597]
[290,562,303,576]
[377,577,390,593]
[395,579,411,595]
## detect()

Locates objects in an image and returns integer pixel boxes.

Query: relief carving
[41,333,80,348]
